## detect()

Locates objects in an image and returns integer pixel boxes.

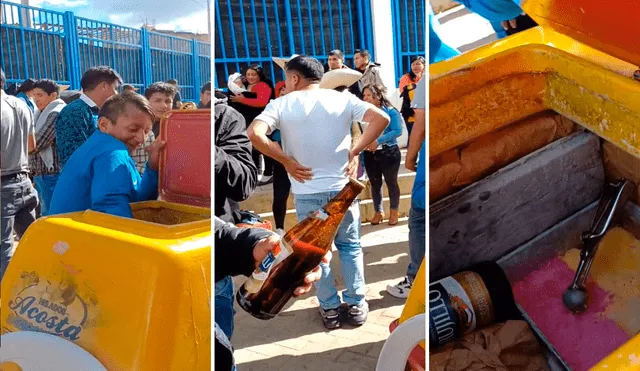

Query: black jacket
[213,217,272,370]
[213,216,272,282]
[214,101,258,222]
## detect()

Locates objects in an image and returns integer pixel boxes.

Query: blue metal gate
[391,0,426,84]
[1,2,211,101]
[214,0,375,88]
[0,4,70,85]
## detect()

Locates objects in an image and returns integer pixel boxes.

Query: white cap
[319,68,363,90]
[272,54,300,70]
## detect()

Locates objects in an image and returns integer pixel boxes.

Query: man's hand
[283,156,313,183]
[253,234,332,296]
[346,151,359,178]
[293,250,330,296]
[146,138,166,171]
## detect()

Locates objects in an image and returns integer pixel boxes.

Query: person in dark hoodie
[213,96,258,344]
[349,49,385,98]
[214,216,328,371]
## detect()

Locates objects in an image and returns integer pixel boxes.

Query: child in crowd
[49,93,164,218]
[132,82,176,173]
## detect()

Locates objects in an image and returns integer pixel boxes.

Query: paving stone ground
[232,219,412,371]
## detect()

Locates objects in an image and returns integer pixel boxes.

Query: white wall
[371,0,411,148]
[370,0,398,90]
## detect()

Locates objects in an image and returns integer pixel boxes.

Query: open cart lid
[521,0,640,67]
[158,110,211,208]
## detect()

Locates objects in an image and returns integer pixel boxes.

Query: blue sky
[5,0,209,33]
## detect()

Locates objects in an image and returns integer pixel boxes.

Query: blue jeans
[1,174,38,281]
[407,206,425,283]
[214,276,235,339]
[33,174,59,216]
[294,191,367,309]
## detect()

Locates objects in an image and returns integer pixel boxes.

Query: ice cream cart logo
[6,279,88,341]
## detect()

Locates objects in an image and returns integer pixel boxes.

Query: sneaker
[257,174,273,185]
[386,277,412,299]
[346,302,368,326]
[319,306,342,329]
[275,228,285,237]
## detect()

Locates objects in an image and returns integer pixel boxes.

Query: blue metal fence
[0,2,211,101]
[391,0,426,84]
[214,0,375,88]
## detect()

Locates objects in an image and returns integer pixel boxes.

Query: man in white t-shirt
[248,56,390,329]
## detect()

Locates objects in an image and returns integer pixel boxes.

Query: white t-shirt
[256,88,375,195]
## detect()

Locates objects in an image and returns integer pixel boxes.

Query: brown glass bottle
[236,178,365,320]
[429,261,520,348]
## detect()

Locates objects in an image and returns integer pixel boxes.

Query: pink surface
[159,111,211,208]
[512,257,630,371]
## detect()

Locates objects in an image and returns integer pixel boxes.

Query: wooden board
[429,131,605,280]
[603,141,640,204]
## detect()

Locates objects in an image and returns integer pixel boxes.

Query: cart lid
[521,0,640,67]
[158,110,211,208]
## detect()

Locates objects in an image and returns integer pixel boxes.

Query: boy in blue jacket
[49,93,164,218]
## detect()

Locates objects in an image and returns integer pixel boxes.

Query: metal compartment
[429,0,640,369]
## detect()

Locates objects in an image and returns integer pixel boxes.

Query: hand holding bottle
[253,234,332,296]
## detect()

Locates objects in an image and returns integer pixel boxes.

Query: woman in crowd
[398,56,425,136]
[270,81,291,236]
[361,83,404,225]
[229,64,276,184]
[29,79,66,216]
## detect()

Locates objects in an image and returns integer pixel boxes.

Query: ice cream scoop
[563,179,633,313]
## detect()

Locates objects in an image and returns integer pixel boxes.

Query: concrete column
[370,0,398,90]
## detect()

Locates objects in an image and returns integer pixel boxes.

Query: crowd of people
[213,48,426,370]
[0,65,212,280]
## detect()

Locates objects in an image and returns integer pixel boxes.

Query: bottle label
[244,240,293,294]
[429,277,475,346]
[311,208,329,221]
[429,271,493,347]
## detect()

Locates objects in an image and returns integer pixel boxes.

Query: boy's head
[200,81,211,106]
[167,79,178,86]
[144,82,176,119]
[327,49,344,70]
[284,56,324,92]
[80,66,123,108]
[98,93,155,153]
[32,79,60,111]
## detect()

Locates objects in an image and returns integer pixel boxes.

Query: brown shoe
[371,212,384,225]
[388,209,399,226]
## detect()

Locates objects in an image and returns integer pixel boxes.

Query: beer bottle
[236,178,365,320]
[429,261,520,348]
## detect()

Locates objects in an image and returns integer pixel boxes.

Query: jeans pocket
[293,195,326,221]
[214,276,234,300]
[1,186,20,216]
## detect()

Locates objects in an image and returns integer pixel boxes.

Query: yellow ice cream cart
[429,0,639,370]
[0,110,212,371]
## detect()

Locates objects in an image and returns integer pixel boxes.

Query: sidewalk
[232,219,412,370]
[436,5,499,52]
